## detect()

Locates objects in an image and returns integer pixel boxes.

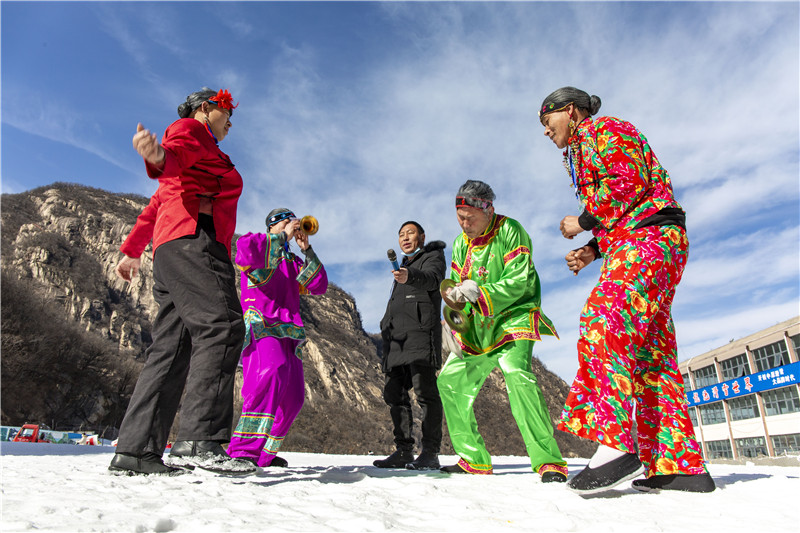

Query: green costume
[437,214,566,474]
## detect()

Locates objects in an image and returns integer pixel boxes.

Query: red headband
[208,89,238,111]
[456,196,492,211]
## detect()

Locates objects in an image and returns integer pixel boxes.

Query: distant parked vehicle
[1,427,19,441]
[12,424,49,443]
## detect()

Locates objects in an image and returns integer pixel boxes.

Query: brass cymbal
[443,306,471,334]
[440,279,465,311]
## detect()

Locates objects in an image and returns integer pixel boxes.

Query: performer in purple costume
[226,208,328,467]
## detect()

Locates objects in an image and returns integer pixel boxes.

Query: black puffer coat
[379,240,446,372]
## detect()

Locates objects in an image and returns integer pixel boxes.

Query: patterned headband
[266,210,296,228]
[456,196,493,211]
[538,101,571,119]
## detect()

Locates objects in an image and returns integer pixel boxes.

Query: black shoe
[267,456,288,468]
[567,453,644,495]
[632,473,716,493]
[439,463,469,474]
[236,456,260,467]
[169,440,228,458]
[373,450,414,468]
[406,451,440,471]
[168,440,257,475]
[539,463,568,483]
[541,471,567,483]
[108,453,186,476]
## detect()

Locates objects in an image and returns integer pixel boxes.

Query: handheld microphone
[387,249,400,271]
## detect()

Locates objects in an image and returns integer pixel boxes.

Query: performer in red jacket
[110,88,252,476]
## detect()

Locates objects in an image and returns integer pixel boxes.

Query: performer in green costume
[438,180,567,483]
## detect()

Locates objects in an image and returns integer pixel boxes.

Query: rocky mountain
[1,183,595,458]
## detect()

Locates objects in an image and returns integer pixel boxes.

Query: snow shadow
[0,442,114,456]
[712,472,779,488]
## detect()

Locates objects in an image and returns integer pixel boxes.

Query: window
[735,436,768,458]
[752,340,790,372]
[728,394,760,421]
[720,354,751,381]
[687,406,698,427]
[705,439,733,459]
[693,365,718,388]
[763,386,800,416]
[699,402,726,425]
[791,334,800,359]
[682,373,693,391]
[771,433,800,456]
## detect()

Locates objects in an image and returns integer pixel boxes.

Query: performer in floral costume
[226,208,328,468]
[437,180,567,483]
[539,86,714,494]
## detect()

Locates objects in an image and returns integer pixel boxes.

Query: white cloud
[224,2,799,382]
[680,225,800,296]
[675,301,800,362]
[4,1,796,382]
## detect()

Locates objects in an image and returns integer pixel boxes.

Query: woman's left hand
[115,255,141,282]
[559,215,584,239]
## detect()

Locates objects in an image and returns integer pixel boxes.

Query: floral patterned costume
[559,116,707,477]
[437,214,566,475]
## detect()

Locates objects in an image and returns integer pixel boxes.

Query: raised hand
[295,227,310,251]
[132,123,165,166]
[559,215,584,239]
[283,219,301,240]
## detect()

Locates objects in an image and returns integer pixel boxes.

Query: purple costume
[226,232,327,466]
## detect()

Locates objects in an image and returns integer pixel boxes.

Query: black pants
[383,363,443,453]
[115,216,244,456]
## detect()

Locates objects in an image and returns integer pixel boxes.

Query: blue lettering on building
[685,361,800,407]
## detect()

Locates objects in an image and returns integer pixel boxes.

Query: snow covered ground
[1,442,798,532]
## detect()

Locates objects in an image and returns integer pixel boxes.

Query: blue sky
[2,1,799,382]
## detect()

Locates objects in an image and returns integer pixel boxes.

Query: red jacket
[138,118,243,255]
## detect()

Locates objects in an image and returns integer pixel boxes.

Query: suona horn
[300,215,319,235]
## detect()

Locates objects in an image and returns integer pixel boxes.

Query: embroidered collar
[568,116,592,146]
[465,214,505,248]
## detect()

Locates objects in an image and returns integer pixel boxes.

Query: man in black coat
[374,221,446,470]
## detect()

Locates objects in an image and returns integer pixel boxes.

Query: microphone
[387,249,400,271]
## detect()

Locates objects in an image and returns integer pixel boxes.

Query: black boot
[373,449,414,468]
[169,440,228,458]
[406,450,440,470]
[168,440,257,474]
[632,473,716,493]
[109,452,186,476]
